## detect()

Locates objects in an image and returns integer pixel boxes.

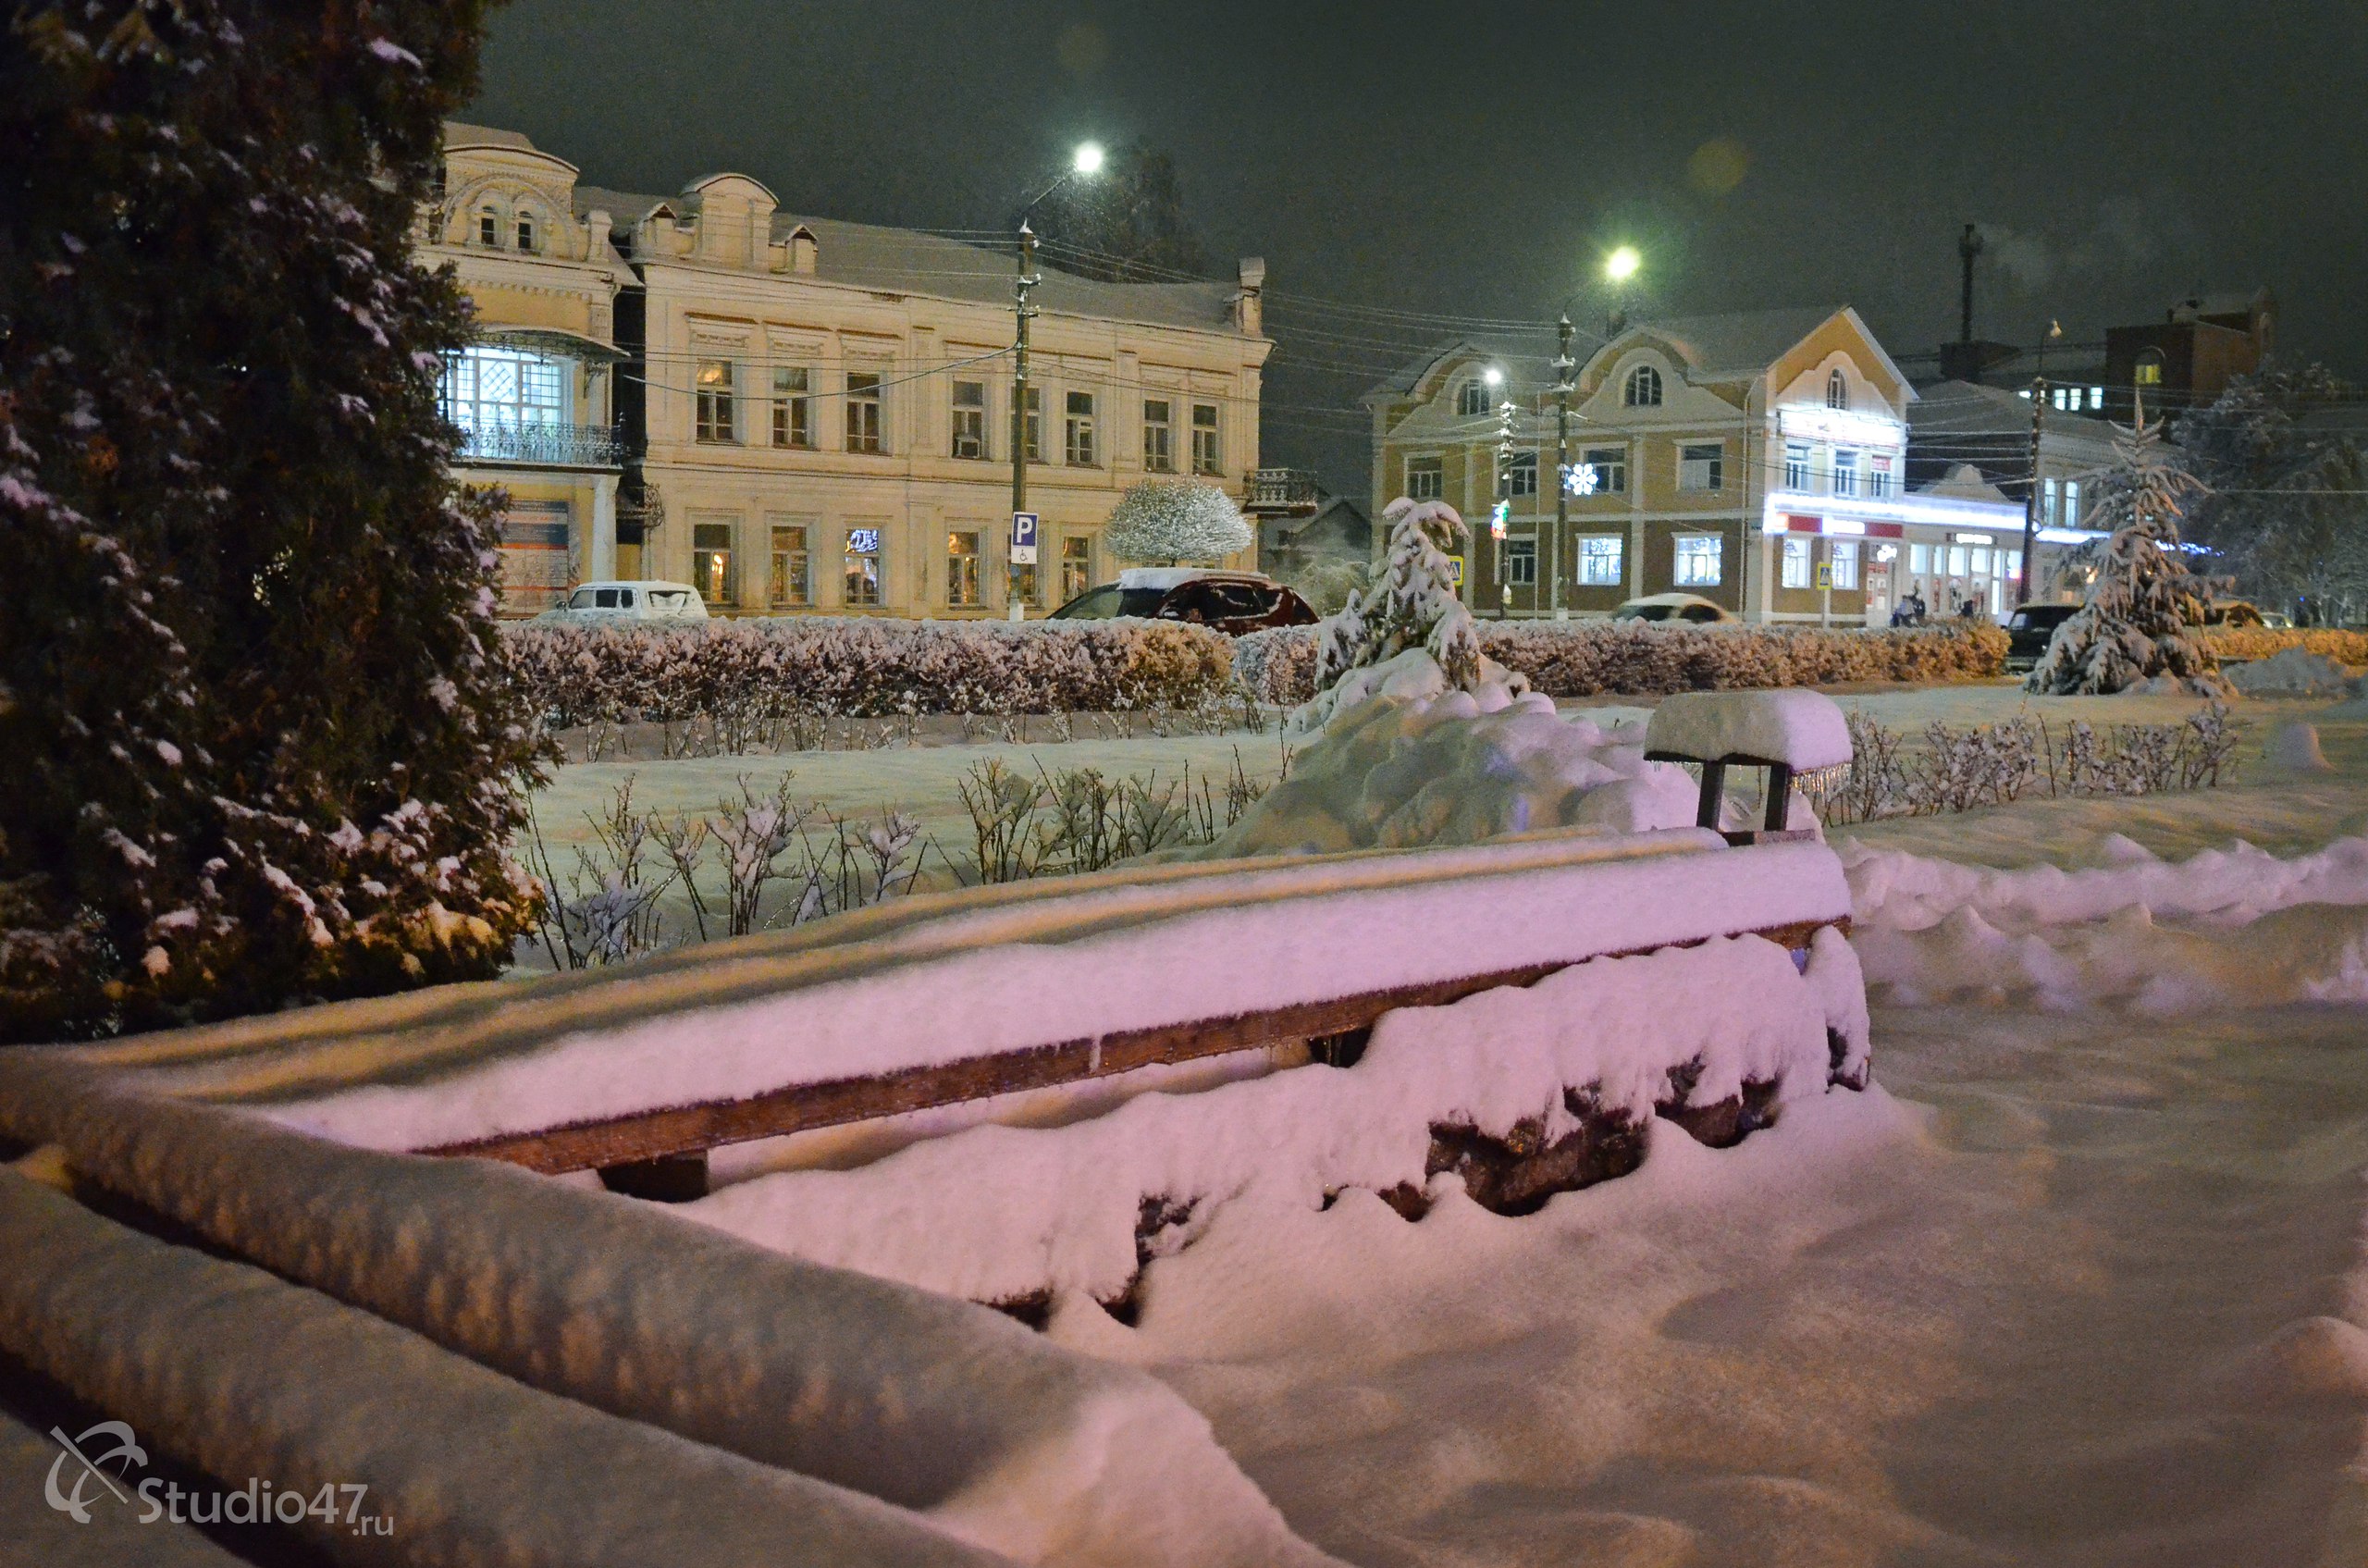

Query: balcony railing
[1245,466,1320,516]
[453,420,623,468]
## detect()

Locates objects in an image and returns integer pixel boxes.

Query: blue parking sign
[1010,511,1040,565]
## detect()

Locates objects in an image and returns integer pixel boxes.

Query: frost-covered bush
[2200,626,2368,666]
[504,617,1235,725]
[1102,478,1252,565]
[1235,621,2006,706]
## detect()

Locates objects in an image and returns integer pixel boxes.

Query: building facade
[419,124,630,614]
[1368,306,2040,623]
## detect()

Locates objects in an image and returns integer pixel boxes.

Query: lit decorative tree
[2027,408,2219,695]
[1103,478,1252,565]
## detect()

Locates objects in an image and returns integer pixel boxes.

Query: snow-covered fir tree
[1103,479,1253,565]
[2027,407,2220,696]
[0,0,540,1039]
[1315,498,1486,694]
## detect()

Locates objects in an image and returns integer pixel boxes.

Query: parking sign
[1009,511,1040,566]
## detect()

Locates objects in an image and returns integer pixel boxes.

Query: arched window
[477,205,499,246]
[1457,379,1490,416]
[1623,364,1662,408]
[1826,368,1849,409]
[2134,348,2165,388]
[516,211,537,253]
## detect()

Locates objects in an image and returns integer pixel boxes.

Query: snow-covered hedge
[2199,626,2368,666]
[1234,621,2008,705]
[505,617,1236,725]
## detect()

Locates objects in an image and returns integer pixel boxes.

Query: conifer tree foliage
[0,1,540,1040]
[1314,498,1485,695]
[1102,478,1252,565]
[2027,410,2219,696]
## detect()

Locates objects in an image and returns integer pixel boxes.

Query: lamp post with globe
[1551,247,1642,616]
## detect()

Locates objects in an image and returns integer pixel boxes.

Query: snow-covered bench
[1644,688,1854,839]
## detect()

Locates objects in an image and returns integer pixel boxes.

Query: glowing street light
[1482,365,1504,388]
[1071,142,1105,178]
[1605,245,1642,283]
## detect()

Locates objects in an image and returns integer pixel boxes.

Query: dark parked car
[1050,569,1316,636]
[2005,602,2078,666]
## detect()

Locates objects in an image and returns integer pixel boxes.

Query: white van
[532,580,709,625]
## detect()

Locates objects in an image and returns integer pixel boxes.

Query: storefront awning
[475,326,626,364]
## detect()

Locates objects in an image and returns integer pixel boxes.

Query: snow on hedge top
[1645,689,1853,771]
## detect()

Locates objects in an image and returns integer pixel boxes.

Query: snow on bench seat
[43,827,1850,1167]
[1645,689,1854,771]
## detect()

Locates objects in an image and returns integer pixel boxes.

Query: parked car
[1610,592,1737,625]
[1049,568,1316,636]
[2261,611,2295,630]
[2004,601,2078,666]
[532,580,709,625]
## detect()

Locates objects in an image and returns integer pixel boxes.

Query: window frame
[1784,440,1813,491]
[771,365,812,449]
[1781,535,1813,589]
[1581,445,1627,495]
[951,378,988,460]
[1141,397,1174,472]
[845,371,884,454]
[1577,534,1623,586]
[1825,367,1848,410]
[1023,386,1045,463]
[1677,440,1724,492]
[1503,537,1537,587]
[691,519,736,607]
[1405,453,1445,500]
[1457,379,1491,417]
[843,526,883,608]
[1060,535,1092,600]
[1190,401,1222,475]
[1830,538,1860,590]
[1623,364,1663,408]
[695,360,736,444]
[1064,389,1097,467]
[1832,448,1859,497]
[1506,451,1538,498]
[945,529,982,607]
[768,522,811,608]
[1673,532,1723,587]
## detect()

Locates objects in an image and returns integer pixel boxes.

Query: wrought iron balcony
[452,420,624,468]
[1245,466,1320,516]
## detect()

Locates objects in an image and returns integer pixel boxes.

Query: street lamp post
[1007,143,1103,606]
[2017,318,2063,609]
[1552,315,1574,618]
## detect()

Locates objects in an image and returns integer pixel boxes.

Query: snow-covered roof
[1363,325,1589,401]
[1909,379,2121,443]
[442,120,544,154]
[573,184,1245,335]
[1915,463,2014,503]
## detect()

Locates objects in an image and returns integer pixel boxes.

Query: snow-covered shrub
[2202,626,2368,666]
[504,617,1235,725]
[1235,621,2006,706]
[1180,693,1699,858]
[1102,478,1252,564]
[2029,411,2222,696]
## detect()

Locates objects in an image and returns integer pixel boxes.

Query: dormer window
[477,206,498,246]
[1623,365,1662,407]
[1826,368,1848,409]
[1457,379,1491,416]
[516,213,536,253]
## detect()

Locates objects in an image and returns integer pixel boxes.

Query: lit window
[440,346,566,435]
[1578,535,1623,586]
[1624,365,1662,407]
[2134,349,2165,388]
[695,361,735,443]
[1970,546,1992,575]
[1947,545,1968,576]
[2088,387,2103,411]
[1582,446,1626,494]
[1061,536,1092,599]
[1784,440,1812,490]
[952,380,987,460]
[1678,441,1722,491]
[1064,390,1096,465]
[769,524,810,607]
[1506,451,1537,497]
[1832,449,1859,497]
[692,521,734,606]
[1503,538,1536,586]
[1782,536,1813,589]
[2042,476,2060,526]
[1190,401,1221,474]
[1674,533,1722,586]
[846,373,883,453]
[1406,455,1444,500]
[1869,455,1894,497]
[844,527,882,607]
[1458,379,1492,416]
[946,530,981,606]
[1909,543,1930,574]
[1831,539,1859,589]
[771,366,812,448]
[1142,398,1173,471]
[2063,479,2081,525]
[1826,368,1848,409]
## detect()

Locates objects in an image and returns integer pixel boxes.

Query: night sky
[470,1,2368,495]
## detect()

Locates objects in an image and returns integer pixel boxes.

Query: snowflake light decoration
[1562,462,1599,497]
